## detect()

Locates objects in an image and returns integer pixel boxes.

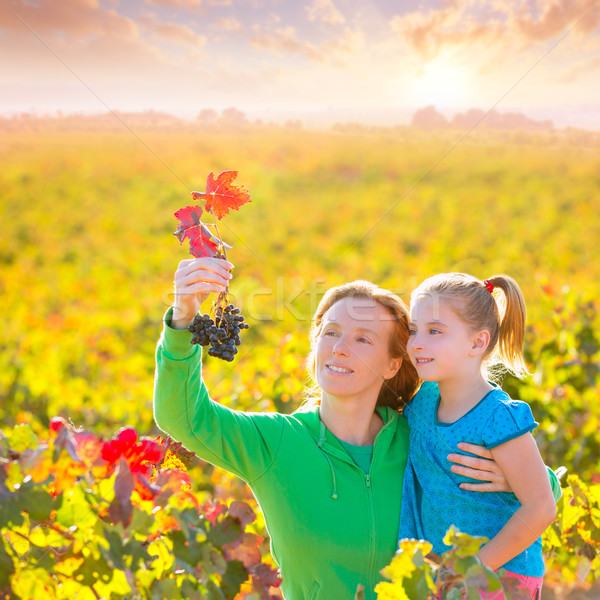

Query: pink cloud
[144,20,207,46]
[251,26,324,62]
[215,17,242,32]
[390,0,600,60]
[559,55,600,83]
[306,0,345,26]
[513,0,600,42]
[143,0,231,8]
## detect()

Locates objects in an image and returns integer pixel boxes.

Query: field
[0,124,599,598]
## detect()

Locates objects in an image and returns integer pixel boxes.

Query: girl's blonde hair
[304,280,420,411]
[411,273,529,379]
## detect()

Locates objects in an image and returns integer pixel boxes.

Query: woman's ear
[470,330,491,356]
[384,357,403,380]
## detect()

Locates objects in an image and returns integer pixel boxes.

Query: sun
[410,58,470,108]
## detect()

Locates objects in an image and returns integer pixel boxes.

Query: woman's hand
[447,442,511,492]
[171,257,233,330]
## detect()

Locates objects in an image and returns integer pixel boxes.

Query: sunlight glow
[410,58,471,107]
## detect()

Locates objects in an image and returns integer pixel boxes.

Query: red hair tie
[483,279,494,293]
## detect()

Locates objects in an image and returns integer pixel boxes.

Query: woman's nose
[332,338,349,356]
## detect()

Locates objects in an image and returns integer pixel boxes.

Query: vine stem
[209,206,229,297]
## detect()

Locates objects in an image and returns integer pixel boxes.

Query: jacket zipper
[318,411,395,599]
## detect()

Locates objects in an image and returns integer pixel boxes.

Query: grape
[188,300,249,362]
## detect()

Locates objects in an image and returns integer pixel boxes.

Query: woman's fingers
[448,443,511,492]
[459,480,508,492]
[455,442,493,459]
[175,257,233,286]
[171,258,234,329]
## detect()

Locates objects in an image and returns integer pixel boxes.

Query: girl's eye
[429,329,441,335]
[323,330,338,337]
[357,337,370,344]
[408,329,417,336]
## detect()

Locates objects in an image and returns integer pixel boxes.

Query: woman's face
[315,296,402,403]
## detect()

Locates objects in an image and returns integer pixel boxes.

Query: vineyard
[0,124,599,599]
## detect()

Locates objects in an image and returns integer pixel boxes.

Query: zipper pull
[365,474,371,489]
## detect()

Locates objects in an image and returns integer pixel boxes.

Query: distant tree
[197,108,218,125]
[218,107,248,128]
[410,105,448,129]
[284,119,303,130]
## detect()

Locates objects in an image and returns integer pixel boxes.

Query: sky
[1,0,599,128]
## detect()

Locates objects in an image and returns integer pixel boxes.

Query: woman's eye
[323,330,337,337]
[357,337,370,344]
[429,329,441,335]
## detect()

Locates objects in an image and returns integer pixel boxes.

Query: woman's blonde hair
[411,273,529,379]
[304,280,420,411]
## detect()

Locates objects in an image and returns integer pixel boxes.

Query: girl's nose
[409,334,423,350]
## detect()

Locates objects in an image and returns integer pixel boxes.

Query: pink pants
[478,570,543,600]
[436,571,543,600]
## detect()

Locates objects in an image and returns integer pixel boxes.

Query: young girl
[399,273,557,599]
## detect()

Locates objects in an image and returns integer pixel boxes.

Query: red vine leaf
[192,170,251,220]
[229,501,256,526]
[189,228,219,258]
[174,205,203,227]
[224,532,263,568]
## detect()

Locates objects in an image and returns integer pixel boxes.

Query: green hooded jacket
[153,312,410,600]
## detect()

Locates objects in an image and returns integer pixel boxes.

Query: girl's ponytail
[486,275,529,379]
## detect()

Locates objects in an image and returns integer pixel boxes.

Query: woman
[153,257,537,600]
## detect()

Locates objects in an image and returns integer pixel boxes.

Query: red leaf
[202,499,227,526]
[250,563,283,590]
[229,501,257,526]
[109,456,135,527]
[224,532,263,568]
[174,205,203,227]
[193,170,251,220]
[189,227,219,258]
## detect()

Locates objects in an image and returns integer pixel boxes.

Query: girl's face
[315,296,402,402]
[407,295,478,382]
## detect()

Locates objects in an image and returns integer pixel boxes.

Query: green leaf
[72,550,113,586]
[8,424,39,452]
[221,558,248,599]
[171,529,204,570]
[55,483,97,530]
[0,540,15,588]
[18,479,55,521]
[207,515,242,547]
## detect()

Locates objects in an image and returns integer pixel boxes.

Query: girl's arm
[477,432,557,571]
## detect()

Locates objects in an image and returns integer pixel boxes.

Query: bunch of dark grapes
[188,303,249,362]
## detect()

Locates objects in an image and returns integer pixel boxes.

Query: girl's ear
[470,330,491,356]
[384,357,403,380]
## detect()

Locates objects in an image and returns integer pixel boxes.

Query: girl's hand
[447,442,511,492]
[171,257,233,330]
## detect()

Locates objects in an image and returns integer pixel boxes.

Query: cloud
[512,0,600,42]
[143,20,207,46]
[143,0,232,9]
[215,17,242,31]
[390,0,600,61]
[306,0,345,26]
[559,55,600,83]
[3,0,138,38]
[251,26,324,61]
